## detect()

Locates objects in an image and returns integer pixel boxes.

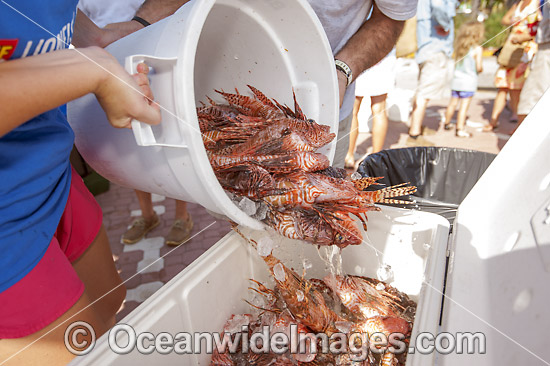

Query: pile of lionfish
[198,86,416,248]
[211,235,417,366]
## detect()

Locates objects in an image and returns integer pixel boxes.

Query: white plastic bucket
[68,0,339,229]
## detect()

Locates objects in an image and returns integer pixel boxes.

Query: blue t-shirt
[416,0,457,65]
[0,0,79,293]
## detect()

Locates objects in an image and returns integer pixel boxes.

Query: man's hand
[434,24,450,37]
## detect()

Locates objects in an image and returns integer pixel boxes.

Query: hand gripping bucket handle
[125,54,184,148]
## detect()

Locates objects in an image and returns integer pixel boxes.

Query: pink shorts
[0,167,103,339]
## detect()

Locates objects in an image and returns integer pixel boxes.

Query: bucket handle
[125,54,185,148]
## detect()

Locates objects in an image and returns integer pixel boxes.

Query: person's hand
[510,33,531,44]
[510,34,521,44]
[89,48,161,128]
[434,25,450,37]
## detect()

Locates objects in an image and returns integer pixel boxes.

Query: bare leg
[509,89,521,115]
[0,292,107,366]
[0,226,125,366]
[345,96,363,168]
[134,190,155,221]
[444,97,459,127]
[174,200,190,221]
[370,94,388,153]
[456,97,472,132]
[408,95,429,136]
[487,88,508,129]
[72,225,126,327]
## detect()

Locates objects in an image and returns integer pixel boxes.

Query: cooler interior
[69,206,449,365]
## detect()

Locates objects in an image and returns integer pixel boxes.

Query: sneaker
[165,216,194,246]
[406,134,435,147]
[455,129,472,138]
[122,214,160,244]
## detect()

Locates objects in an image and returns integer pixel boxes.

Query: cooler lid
[439,90,550,365]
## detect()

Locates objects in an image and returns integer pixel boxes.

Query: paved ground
[96,56,515,321]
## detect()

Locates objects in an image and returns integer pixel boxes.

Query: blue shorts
[451,90,475,99]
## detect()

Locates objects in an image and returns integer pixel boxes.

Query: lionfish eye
[307,119,315,123]
[336,234,344,241]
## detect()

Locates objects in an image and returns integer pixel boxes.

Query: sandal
[482,123,498,132]
[455,129,472,138]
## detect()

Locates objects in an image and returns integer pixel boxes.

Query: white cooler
[70,90,550,366]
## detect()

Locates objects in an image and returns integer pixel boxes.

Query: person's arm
[0,46,160,137]
[502,2,519,26]
[432,0,456,36]
[134,0,188,23]
[333,3,404,105]
[475,46,483,73]
[510,32,535,43]
[73,0,189,48]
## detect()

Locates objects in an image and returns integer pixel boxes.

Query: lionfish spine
[381,351,396,366]
[373,183,417,201]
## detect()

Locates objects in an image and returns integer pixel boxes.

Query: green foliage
[483,7,509,48]
[454,6,509,49]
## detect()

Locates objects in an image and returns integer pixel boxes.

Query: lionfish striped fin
[376,183,417,201]
[353,176,384,190]
[292,88,307,120]
[377,198,416,205]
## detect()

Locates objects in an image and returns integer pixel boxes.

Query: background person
[345,48,397,169]
[483,0,540,132]
[516,0,550,130]
[407,0,457,147]
[443,21,485,138]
